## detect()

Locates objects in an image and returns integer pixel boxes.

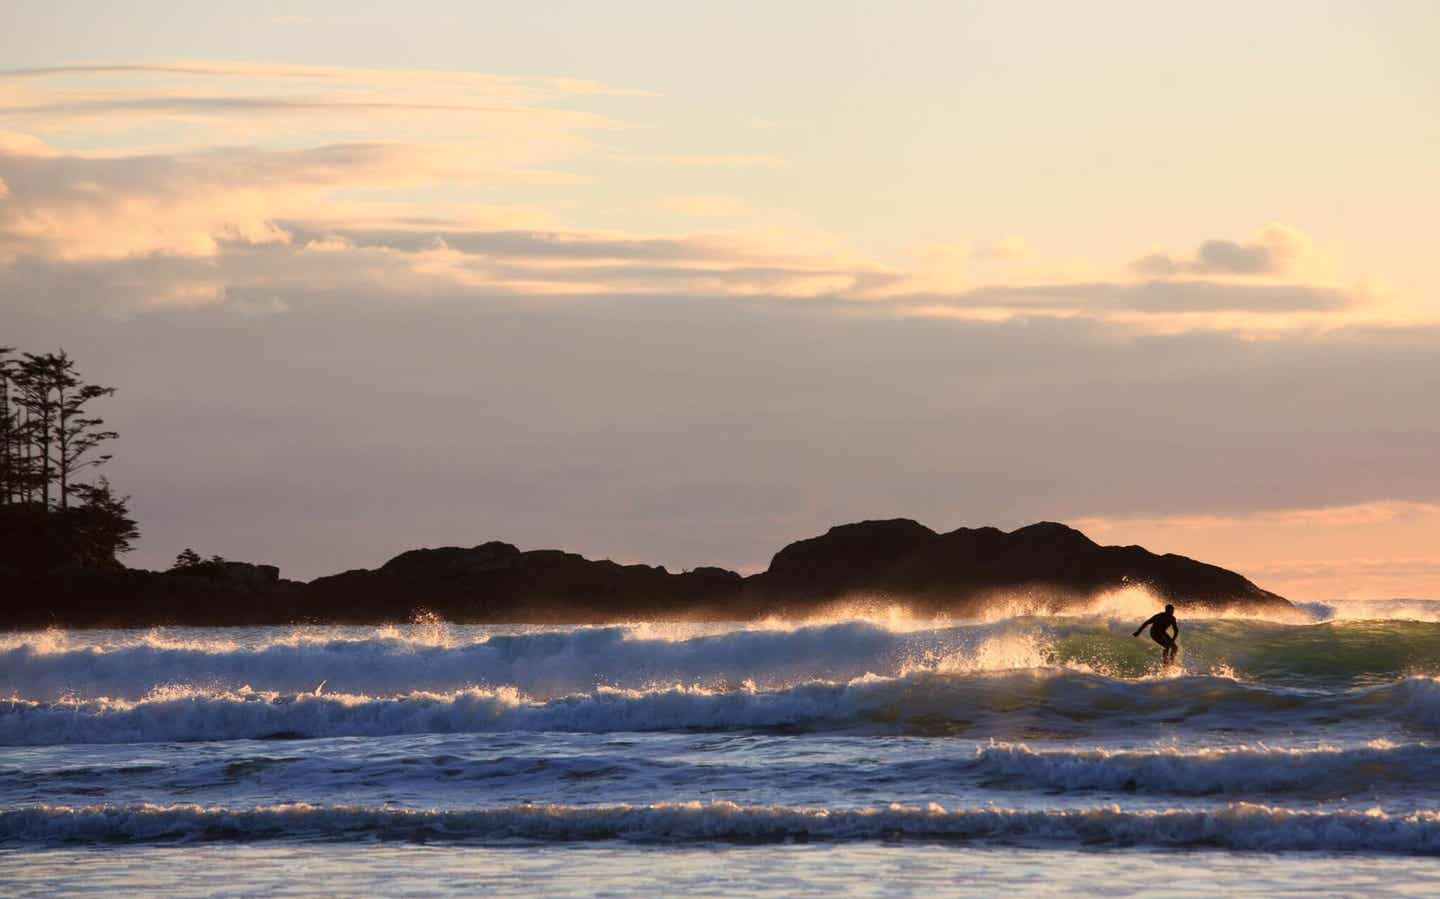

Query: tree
[0,348,43,505]
[8,351,119,510]
[0,346,139,576]
[65,477,139,564]
[172,547,204,571]
[53,358,118,510]
[0,348,14,504]
[13,353,60,507]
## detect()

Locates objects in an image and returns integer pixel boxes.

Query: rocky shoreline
[1,519,1291,628]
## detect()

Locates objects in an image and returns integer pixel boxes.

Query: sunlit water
[3,591,1440,896]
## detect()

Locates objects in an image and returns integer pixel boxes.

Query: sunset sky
[2,1,1437,598]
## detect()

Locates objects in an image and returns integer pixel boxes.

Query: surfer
[1133,604,1180,666]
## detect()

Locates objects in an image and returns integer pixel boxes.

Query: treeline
[0,347,138,573]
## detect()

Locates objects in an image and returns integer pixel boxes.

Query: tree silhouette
[13,353,60,507]
[1,351,119,510]
[51,352,118,510]
[0,346,137,572]
[0,348,14,505]
[67,478,140,563]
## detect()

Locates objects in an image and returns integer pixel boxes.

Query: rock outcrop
[1,519,1290,627]
[746,519,1289,615]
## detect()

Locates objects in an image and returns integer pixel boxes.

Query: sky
[1,1,1437,599]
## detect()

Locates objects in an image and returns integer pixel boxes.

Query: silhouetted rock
[303,543,744,624]
[0,518,1291,627]
[747,519,1289,615]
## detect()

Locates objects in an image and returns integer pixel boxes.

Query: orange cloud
[1132,224,1312,277]
[0,138,588,262]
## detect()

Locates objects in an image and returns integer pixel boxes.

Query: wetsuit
[1134,611,1179,663]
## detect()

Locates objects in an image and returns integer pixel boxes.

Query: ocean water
[3,591,1440,896]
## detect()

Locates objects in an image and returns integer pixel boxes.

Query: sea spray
[6,616,1440,703]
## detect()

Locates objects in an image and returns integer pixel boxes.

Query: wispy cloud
[1132,224,1311,277]
[0,62,1393,336]
[4,96,570,118]
[0,61,649,97]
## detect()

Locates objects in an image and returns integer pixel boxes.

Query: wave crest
[6,801,1440,853]
[6,671,1440,746]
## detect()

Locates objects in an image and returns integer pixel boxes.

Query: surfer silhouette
[1133,604,1179,666]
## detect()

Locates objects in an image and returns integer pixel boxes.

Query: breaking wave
[6,671,1440,746]
[12,739,1437,802]
[5,613,1440,703]
[5,801,1440,854]
[965,740,1440,795]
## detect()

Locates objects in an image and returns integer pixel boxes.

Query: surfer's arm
[1132,614,1157,637]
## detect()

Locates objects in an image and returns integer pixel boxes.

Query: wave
[5,801,1440,853]
[12,740,1436,803]
[0,622,941,702]
[966,740,1440,795]
[6,671,1440,746]
[1299,599,1440,624]
[6,615,1440,703]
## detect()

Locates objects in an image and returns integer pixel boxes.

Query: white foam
[0,620,1096,702]
[5,801,1440,853]
[5,672,1439,747]
[968,740,1440,795]
[1298,599,1440,623]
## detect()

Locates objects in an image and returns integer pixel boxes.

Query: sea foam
[7,615,1440,704]
[5,801,1440,854]
[6,672,1440,746]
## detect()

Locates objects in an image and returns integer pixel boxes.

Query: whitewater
[4,593,1440,896]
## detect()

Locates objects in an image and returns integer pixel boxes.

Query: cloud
[0,134,1365,327]
[0,61,644,99]
[903,280,1355,314]
[0,58,1428,593]
[0,65,1375,333]
[5,96,579,119]
[0,144,1362,322]
[0,61,627,161]
[0,130,53,156]
[1132,224,1310,276]
[0,138,588,262]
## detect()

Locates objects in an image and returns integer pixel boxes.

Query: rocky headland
[0,519,1291,628]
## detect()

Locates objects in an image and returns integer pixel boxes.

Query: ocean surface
[3,589,1440,896]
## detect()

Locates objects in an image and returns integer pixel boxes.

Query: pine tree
[51,353,118,510]
[0,348,14,504]
[66,477,140,563]
[14,353,60,508]
[9,351,119,510]
[0,346,139,574]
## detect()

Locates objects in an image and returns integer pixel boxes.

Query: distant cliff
[1,519,1291,628]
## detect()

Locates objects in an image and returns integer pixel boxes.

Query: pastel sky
[2,1,1437,599]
